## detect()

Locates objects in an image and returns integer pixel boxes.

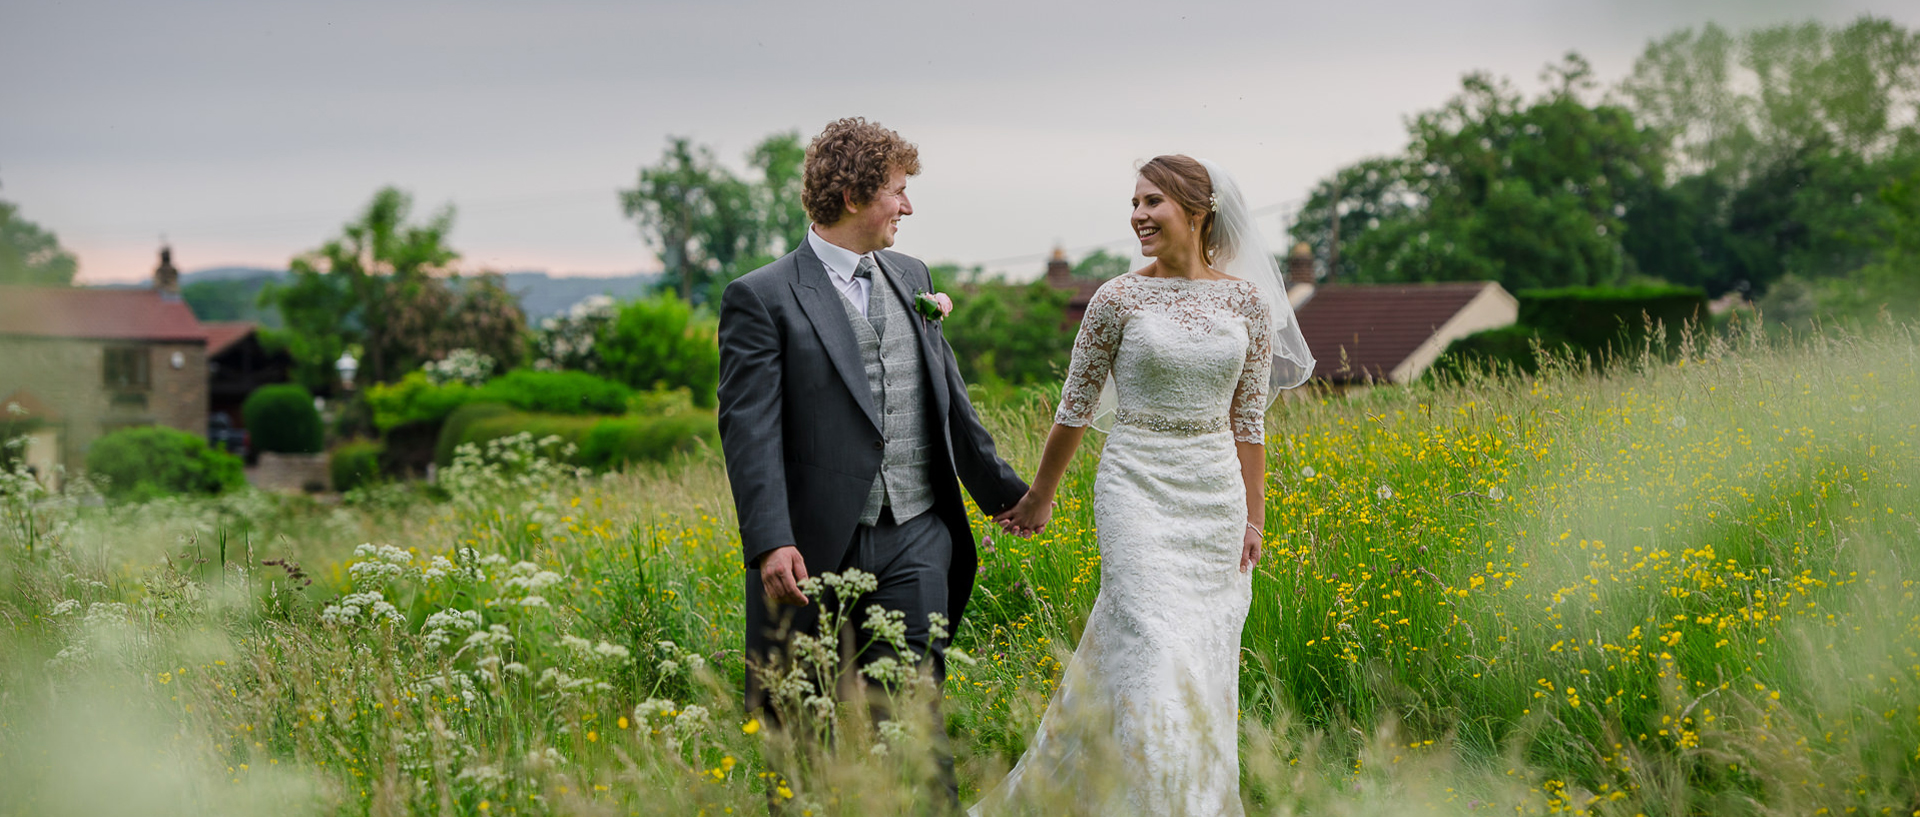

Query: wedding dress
[971,272,1272,816]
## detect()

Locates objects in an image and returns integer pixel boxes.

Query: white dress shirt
[807,226,874,318]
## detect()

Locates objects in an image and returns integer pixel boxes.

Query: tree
[265,187,527,390]
[942,281,1074,386]
[621,132,814,305]
[1072,248,1133,281]
[1294,56,1667,291]
[1616,17,1920,179]
[1611,17,1920,296]
[0,188,78,286]
[749,131,809,259]
[1287,157,1418,282]
[596,293,720,407]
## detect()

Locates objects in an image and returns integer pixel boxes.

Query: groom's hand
[758,546,810,606]
[993,490,1053,537]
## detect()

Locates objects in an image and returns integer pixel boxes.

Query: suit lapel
[873,252,951,419]
[790,242,881,430]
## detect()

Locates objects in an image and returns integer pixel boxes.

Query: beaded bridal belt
[1114,409,1229,436]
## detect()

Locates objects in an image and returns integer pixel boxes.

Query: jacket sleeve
[929,275,1029,516]
[717,280,794,567]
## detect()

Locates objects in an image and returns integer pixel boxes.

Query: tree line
[1289,17,1919,323]
[4,14,1914,396]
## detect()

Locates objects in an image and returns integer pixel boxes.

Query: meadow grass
[2,321,1916,816]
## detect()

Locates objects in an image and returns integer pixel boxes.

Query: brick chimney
[1045,245,1072,289]
[154,245,180,297]
[1286,241,1315,286]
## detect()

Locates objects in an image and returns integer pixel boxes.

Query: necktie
[854,255,885,336]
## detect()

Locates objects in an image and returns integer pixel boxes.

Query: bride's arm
[994,423,1087,534]
[997,283,1122,535]
[1237,440,1266,572]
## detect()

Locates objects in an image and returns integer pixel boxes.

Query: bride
[976,156,1314,815]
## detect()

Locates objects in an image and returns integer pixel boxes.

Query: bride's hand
[993,490,1053,537]
[1241,524,1263,573]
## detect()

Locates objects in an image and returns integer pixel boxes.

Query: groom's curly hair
[804,118,921,226]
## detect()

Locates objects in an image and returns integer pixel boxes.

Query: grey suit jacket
[717,240,1028,636]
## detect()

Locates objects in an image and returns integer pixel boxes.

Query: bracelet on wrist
[1245,521,1262,535]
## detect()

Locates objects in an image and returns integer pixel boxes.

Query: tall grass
[1,323,1915,815]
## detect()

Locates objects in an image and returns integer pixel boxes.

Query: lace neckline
[1126,272,1248,285]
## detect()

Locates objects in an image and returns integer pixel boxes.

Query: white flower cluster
[412,671,480,706]
[633,698,678,722]
[347,543,413,585]
[635,700,714,749]
[795,567,879,600]
[532,295,615,372]
[653,639,705,677]
[862,604,909,652]
[439,433,588,507]
[538,666,613,696]
[502,562,563,593]
[560,633,631,664]
[453,762,507,791]
[423,348,496,387]
[320,591,405,628]
[462,624,515,651]
[421,608,483,650]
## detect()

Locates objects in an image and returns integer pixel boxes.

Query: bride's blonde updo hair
[1139,154,1236,264]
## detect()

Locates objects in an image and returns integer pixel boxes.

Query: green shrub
[441,409,600,465]
[598,294,719,407]
[435,402,516,466]
[1430,325,1562,379]
[86,426,245,502]
[328,439,385,494]
[473,369,632,415]
[578,411,719,471]
[364,371,476,432]
[1515,285,1709,352]
[242,384,324,454]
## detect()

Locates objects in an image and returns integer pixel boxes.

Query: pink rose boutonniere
[914,291,953,323]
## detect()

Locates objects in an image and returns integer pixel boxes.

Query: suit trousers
[839,509,959,811]
[763,508,959,814]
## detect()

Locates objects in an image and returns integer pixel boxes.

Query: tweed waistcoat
[836,266,934,525]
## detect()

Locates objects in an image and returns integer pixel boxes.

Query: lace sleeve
[1230,286,1273,444]
[1054,280,1125,427]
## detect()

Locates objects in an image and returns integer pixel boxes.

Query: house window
[103,347,151,391]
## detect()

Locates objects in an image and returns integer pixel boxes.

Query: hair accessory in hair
[1208,193,1220,213]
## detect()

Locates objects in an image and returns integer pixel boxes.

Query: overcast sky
[4,0,1914,284]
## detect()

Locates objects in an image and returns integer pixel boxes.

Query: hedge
[366,369,632,434]
[1514,285,1709,352]
[435,407,717,471]
[1433,286,1712,379]
[86,426,245,502]
[577,411,719,470]
[243,384,324,454]
[1430,324,1558,379]
[476,369,631,415]
[329,439,385,494]
[434,402,517,467]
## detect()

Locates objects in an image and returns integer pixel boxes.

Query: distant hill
[94,268,661,324]
[499,271,659,319]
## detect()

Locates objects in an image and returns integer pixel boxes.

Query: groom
[717,117,1032,802]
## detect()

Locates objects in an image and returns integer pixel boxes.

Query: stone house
[0,249,210,479]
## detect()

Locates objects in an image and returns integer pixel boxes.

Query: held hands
[1241,522,1263,573]
[758,546,810,606]
[993,489,1053,537]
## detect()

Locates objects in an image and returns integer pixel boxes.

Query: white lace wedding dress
[972,273,1272,816]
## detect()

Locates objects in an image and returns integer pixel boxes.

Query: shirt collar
[807,226,869,287]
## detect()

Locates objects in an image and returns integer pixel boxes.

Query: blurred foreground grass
[2,322,1916,816]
